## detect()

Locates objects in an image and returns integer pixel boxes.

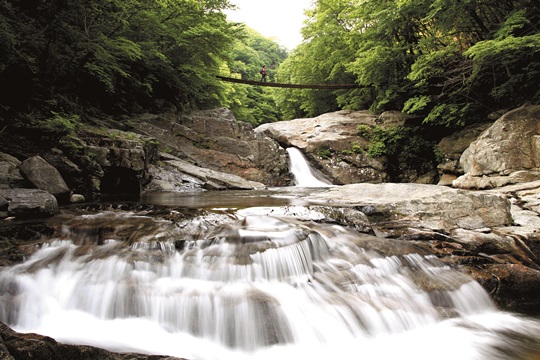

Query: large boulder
[131,108,290,186]
[0,188,58,218]
[436,122,493,185]
[256,110,388,184]
[19,156,70,203]
[453,105,540,189]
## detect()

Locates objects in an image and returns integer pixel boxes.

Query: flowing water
[286,147,333,187]
[0,151,539,359]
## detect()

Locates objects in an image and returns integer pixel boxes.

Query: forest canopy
[0,0,538,130]
[0,0,240,124]
[275,0,540,127]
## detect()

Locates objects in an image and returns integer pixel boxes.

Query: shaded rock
[131,109,290,186]
[145,179,176,192]
[70,194,85,203]
[0,323,184,360]
[19,156,70,203]
[0,189,58,218]
[375,110,416,126]
[146,162,205,192]
[0,153,25,190]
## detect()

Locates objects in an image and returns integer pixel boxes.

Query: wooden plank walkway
[216,75,360,89]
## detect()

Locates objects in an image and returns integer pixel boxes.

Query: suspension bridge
[216,75,360,89]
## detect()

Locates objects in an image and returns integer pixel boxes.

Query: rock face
[453,105,540,189]
[255,110,388,184]
[131,108,290,186]
[19,156,70,203]
[68,129,159,200]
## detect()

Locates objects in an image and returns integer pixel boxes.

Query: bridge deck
[216,76,359,89]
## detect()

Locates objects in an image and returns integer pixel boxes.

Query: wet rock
[0,196,7,211]
[145,179,177,191]
[464,264,540,315]
[19,156,70,203]
[0,323,184,360]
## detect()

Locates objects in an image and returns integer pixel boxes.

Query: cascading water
[0,206,539,360]
[286,147,333,187]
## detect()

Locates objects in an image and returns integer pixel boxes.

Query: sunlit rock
[256,110,388,184]
[454,105,540,189]
[304,183,512,231]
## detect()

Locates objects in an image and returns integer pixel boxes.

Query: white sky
[224,0,314,50]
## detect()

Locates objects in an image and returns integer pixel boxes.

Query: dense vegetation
[276,0,540,128]
[0,0,239,127]
[1,0,538,135]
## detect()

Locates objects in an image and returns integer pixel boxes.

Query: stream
[0,149,539,359]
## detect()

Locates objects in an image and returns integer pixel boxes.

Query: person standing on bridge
[260,65,267,82]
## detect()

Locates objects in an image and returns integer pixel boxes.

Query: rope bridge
[216,75,360,90]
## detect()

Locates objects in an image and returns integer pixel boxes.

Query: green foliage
[43,112,81,135]
[58,135,85,156]
[356,124,437,179]
[220,26,288,125]
[317,148,333,160]
[275,0,539,127]
[403,96,431,114]
[2,0,538,134]
[0,0,236,120]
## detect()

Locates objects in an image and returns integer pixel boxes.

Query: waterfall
[0,210,539,360]
[286,147,332,187]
